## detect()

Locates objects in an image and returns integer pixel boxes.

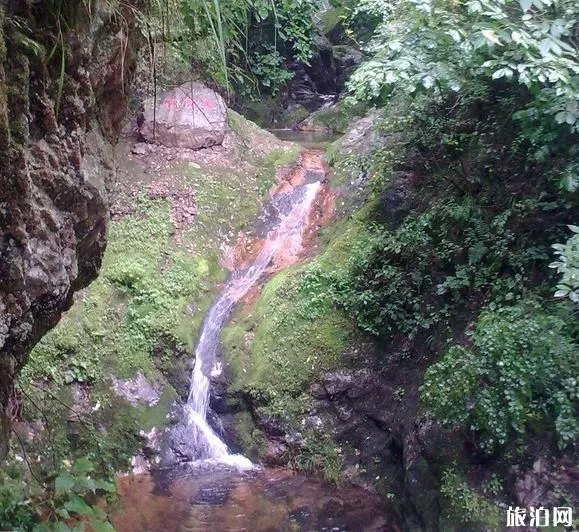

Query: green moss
[223,264,352,419]
[277,104,310,128]
[138,386,178,431]
[440,469,502,529]
[233,411,267,460]
[320,7,346,36]
[237,97,280,128]
[25,196,221,389]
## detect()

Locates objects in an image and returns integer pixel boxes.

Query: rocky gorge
[0,1,577,531]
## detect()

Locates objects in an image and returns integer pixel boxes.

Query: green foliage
[348,0,579,130]
[550,224,579,304]
[0,458,116,531]
[440,469,501,528]
[293,436,343,484]
[0,470,35,531]
[249,46,293,95]
[223,266,352,419]
[422,302,578,452]
[178,0,315,95]
[331,198,546,337]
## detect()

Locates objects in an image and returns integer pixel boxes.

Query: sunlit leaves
[549,225,579,304]
[348,0,579,130]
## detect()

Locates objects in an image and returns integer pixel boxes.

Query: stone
[323,370,354,396]
[332,45,364,91]
[263,439,289,466]
[139,82,228,150]
[110,372,162,407]
[131,142,148,155]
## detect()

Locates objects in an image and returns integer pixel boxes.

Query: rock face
[139,83,228,149]
[0,2,142,459]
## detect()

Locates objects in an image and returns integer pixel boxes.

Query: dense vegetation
[338,0,578,453]
[149,0,316,97]
[223,0,577,524]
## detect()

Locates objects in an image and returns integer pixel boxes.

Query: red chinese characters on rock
[162,97,217,110]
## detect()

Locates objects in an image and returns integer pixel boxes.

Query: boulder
[140,83,228,149]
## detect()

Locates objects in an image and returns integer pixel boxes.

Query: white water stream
[184,180,321,467]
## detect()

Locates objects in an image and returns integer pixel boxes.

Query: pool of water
[269,128,341,147]
[114,465,400,531]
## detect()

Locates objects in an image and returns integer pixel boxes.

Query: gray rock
[263,439,289,466]
[131,142,148,155]
[323,370,354,396]
[140,82,228,149]
[110,372,162,407]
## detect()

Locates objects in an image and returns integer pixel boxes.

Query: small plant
[440,469,501,528]
[294,436,342,484]
[0,458,116,531]
[550,224,579,304]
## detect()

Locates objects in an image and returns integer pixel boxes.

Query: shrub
[421,302,578,452]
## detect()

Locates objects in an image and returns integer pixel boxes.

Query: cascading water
[183,177,322,467]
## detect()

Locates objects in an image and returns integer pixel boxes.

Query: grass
[24,197,224,386]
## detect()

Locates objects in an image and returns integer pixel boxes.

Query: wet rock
[332,45,364,91]
[403,431,441,532]
[140,82,228,150]
[111,372,162,407]
[263,439,289,466]
[275,103,310,129]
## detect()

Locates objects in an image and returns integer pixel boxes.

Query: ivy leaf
[554,289,569,298]
[56,508,71,519]
[55,472,75,496]
[481,29,502,45]
[73,457,95,474]
[90,520,116,532]
[53,523,74,532]
[95,479,117,493]
[64,495,94,516]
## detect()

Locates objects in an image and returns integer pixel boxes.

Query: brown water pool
[113,465,400,531]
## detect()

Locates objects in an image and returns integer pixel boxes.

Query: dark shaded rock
[403,431,441,532]
[332,45,364,91]
[378,171,420,228]
[140,82,228,149]
[309,382,327,399]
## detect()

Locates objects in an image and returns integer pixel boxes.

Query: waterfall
[184,180,322,466]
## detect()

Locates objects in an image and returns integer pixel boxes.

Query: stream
[113,143,399,531]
